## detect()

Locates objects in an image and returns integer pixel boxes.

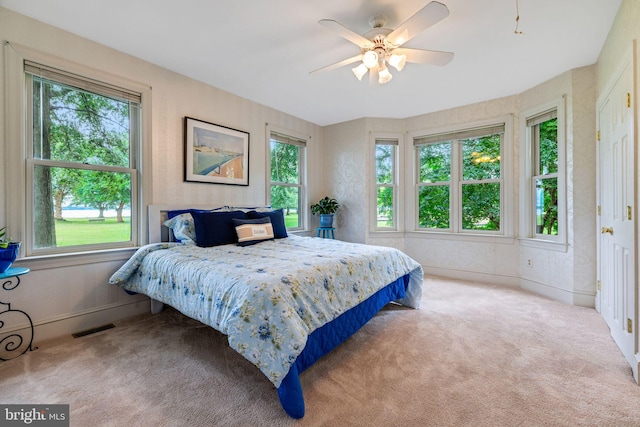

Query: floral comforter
[109,235,423,388]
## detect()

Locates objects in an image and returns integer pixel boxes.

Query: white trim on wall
[520,278,596,307]
[34,299,149,345]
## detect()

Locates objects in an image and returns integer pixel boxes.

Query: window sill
[368,231,405,239]
[519,237,568,253]
[405,231,515,245]
[12,247,138,272]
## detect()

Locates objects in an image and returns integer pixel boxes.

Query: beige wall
[597,0,640,93]
[0,7,322,343]
[324,67,597,305]
[322,118,367,243]
[518,66,597,305]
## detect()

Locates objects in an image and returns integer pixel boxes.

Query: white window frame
[266,124,308,231]
[3,42,151,262]
[519,97,566,250]
[370,132,403,234]
[409,116,513,238]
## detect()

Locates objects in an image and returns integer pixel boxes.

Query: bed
[109,205,423,418]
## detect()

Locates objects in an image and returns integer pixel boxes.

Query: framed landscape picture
[184,117,250,185]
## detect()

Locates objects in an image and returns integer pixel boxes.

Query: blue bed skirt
[277,273,410,418]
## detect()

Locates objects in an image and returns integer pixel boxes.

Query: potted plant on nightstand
[310,196,340,228]
[0,226,21,273]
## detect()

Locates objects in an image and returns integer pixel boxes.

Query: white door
[597,59,638,382]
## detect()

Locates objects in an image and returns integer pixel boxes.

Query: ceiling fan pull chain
[514,0,524,35]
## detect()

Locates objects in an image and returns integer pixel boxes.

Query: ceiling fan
[311,1,454,85]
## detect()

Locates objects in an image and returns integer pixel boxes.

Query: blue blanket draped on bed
[109,235,422,418]
[278,274,410,418]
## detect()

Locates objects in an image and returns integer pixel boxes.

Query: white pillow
[163,213,196,243]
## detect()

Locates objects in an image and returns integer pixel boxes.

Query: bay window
[414,123,506,234]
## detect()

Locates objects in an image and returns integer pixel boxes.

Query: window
[268,129,307,230]
[521,101,565,244]
[374,138,399,230]
[414,123,505,234]
[531,111,558,236]
[25,61,141,255]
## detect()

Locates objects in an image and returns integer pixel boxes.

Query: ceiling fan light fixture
[389,53,407,71]
[313,2,454,86]
[378,66,393,84]
[352,63,368,80]
[362,50,379,68]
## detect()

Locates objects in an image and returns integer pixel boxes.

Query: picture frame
[184,117,250,186]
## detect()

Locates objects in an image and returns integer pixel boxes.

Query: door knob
[601,226,614,235]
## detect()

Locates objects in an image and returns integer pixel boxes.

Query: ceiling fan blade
[319,19,374,49]
[310,54,363,74]
[387,1,450,46]
[393,48,454,66]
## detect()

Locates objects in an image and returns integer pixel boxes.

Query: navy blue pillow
[166,208,223,242]
[247,209,288,238]
[167,209,189,219]
[192,210,247,247]
[167,208,223,219]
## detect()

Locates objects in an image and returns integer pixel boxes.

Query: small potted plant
[310,196,340,228]
[0,226,21,273]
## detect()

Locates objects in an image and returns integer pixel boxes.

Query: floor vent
[72,323,116,338]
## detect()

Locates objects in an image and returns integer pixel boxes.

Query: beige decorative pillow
[232,217,274,246]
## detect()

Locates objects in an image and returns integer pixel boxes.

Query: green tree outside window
[269,133,305,229]
[29,71,138,250]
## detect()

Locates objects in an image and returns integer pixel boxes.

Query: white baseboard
[1,299,152,346]
[423,266,596,308]
[520,278,595,307]
[423,266,519,288]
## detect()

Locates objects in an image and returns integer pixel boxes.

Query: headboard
[148,204,225,243]
[147,204,276,243]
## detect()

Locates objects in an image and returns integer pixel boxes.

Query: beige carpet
[1,277,639,426]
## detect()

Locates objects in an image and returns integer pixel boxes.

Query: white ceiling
[0,0,622,126]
